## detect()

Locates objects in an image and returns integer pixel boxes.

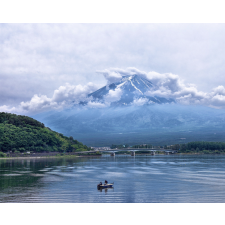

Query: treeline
[111,144,129,149]
[111,144,153,149]
[132,144,153,149]
[0,112,91,153]
[111,140,225,154]
[171,141,225,154]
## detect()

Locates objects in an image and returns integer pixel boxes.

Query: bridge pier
[131,151,135,156]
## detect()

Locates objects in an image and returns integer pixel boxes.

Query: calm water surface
[1,154,225,203]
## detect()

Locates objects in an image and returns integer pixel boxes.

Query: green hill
[0,112,91,153]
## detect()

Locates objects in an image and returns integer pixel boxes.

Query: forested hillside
[0,112,91,153]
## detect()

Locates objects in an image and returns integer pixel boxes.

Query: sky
[1,23,225,114]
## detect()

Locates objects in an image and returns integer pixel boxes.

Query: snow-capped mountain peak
[85,74,175,106]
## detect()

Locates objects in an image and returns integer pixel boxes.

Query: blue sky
[1,23,225,114]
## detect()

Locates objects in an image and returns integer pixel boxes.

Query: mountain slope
[33,104,225,146]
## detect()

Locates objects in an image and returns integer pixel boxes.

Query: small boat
[97,182,114,189]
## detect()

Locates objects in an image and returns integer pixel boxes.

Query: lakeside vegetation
[111,144,153,149]
[170,142,225,154]
[111,141,225,154]
[0,112,91,156]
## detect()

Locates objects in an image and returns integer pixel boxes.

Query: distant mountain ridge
[32,75,225,147]
[33,104,225,146]
[82,75,175,106]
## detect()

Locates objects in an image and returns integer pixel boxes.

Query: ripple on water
[17,171,31,174]
[30,173,45,177]
[46,171,82,177]
[3,174,23,176]
[102,171,127,178]
[74,169,93,173]
[40,175,65,182]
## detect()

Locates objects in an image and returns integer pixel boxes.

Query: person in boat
[105,180,108,184]
[97,182,102,189]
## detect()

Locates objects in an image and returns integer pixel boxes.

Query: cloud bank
[19,82,98,114]
[2,24,225,109]
[2,67,225,114]
[97,67,225,109]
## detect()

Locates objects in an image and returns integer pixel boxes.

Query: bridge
[74,148,178,156]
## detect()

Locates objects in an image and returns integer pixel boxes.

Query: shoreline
[0,154,102,160]
[1,152,224,160]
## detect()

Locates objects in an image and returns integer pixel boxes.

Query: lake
[1,154,225,203]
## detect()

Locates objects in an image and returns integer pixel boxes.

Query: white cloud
[19,82,98,114]
[144,72,225,108]
[132,97,150,106]
[86,101,108,108]
[207,86,225,107]
[97,69,122,84]
[104,88,123,103]
[97,67,148,85]
[211,86,225,96]
[52,82,96,104]
[20,94,58,112]
[0,105,17,114]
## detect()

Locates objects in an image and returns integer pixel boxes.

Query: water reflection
[97,187,114,193]
[1,155,225,202]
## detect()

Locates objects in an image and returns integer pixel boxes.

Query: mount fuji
[33,75,225,146]
[81,75,174,106]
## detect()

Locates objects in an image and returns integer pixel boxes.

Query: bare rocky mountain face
[33,75,225,146]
